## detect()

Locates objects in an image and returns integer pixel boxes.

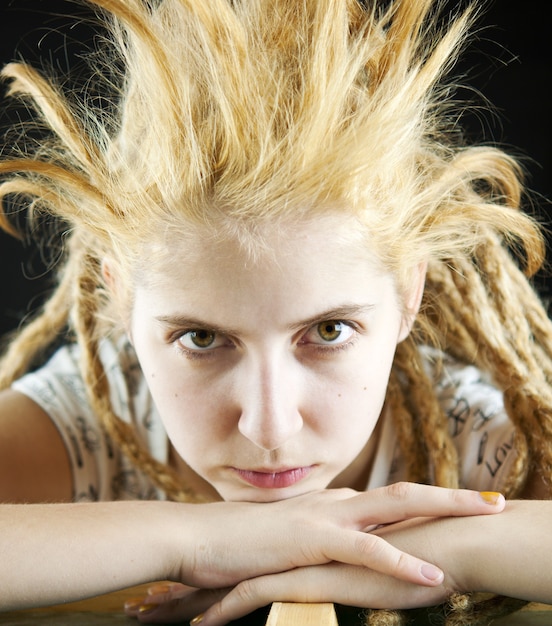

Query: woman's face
[127,217,423,502]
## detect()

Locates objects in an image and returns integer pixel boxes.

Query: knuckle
[385,481,413,501]
[337,487,360,498]
[392,550,410,577]
[447,486,462,504]
[318,487,357,501]
[232,578,261,605]
[448,486,472,510]
[358,534,410,576]
[357,533,387,562]
[210,580,265,622]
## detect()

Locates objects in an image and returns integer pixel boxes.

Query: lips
[232,465,314,489]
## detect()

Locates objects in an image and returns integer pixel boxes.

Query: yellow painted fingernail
[138,603,159,614]
[147,583,173,595]
[191,613,205,625]
[479,491,501,505]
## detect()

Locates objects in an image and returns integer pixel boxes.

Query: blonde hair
[1,0,551,623]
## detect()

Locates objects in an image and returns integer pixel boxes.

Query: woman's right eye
[177,329,223,351]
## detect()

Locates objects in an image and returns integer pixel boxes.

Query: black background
[0,0,550,338]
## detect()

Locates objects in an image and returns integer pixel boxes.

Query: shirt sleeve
[12,341,168,502]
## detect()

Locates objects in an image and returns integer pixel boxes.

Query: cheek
[319,339,397,431]
[150,372,233,442]
[309,362,389,435]
[132,341,234,452]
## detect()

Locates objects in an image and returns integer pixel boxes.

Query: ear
[101,256,118,292]
[397,261,427,342]
[101,257,133,341]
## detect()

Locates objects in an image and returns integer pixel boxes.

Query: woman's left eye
[301,320,355,346]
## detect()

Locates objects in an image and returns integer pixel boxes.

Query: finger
[309,485,503,586]
[124,583,195,619]
[145,581,196,603]
[199,563,446,626]
[129,587,231,624]
[203,570,322,626]
[199,569,329,626]
[316,525,444,586]
[343,482,505,528]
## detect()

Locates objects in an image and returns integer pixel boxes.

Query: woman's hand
[126,558,449,626]
[127,484,504,624]
[171,483,504,590]
[125,554,450,626]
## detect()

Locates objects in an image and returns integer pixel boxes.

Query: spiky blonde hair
[1,0,551,623]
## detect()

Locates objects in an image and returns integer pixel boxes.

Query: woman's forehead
[136,213,379,281]
[131,216,402,332]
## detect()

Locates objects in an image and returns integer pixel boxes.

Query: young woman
[1,1,551,624]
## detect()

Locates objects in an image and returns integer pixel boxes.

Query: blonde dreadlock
[1,0,551,622]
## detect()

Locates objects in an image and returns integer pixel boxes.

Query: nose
[237,354,304,450]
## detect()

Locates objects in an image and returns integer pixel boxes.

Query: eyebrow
[287,304,375,331]
[155,304,375,335]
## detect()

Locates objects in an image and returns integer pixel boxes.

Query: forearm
[0,501,182,611]
[0,485,514,618]
[377,499,552,604]
[458,500,552,602]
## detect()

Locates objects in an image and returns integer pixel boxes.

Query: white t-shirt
[12,341,517,501]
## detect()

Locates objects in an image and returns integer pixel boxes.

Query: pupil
[191,330,215,348]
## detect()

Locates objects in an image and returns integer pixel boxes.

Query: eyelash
[171,320,359,360]
[174,343,220,361]
[171,330,230,361]
[299,321,359,354]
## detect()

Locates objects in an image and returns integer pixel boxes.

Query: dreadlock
[1,0,551,622]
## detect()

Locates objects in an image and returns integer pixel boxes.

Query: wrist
[147,501,198,582]
[374,515,470,597]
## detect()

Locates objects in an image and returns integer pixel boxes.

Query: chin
[217,485,305,503]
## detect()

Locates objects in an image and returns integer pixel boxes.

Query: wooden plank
[266,602,339,626]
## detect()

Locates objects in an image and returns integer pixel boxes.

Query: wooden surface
[1,585,551,625]
[266,602,338,626]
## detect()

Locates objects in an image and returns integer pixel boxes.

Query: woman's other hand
[127,484,504,623]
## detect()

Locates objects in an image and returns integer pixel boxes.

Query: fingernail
[421,563,444,582]
[191,613,205,625]
[124,596,145,611]
[147,583,174,595]
[479,491,502,505]
[138,603,159,615]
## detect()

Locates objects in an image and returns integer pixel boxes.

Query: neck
[328,406,385,491]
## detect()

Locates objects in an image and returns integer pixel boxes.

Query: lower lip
[232,466,314,489]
